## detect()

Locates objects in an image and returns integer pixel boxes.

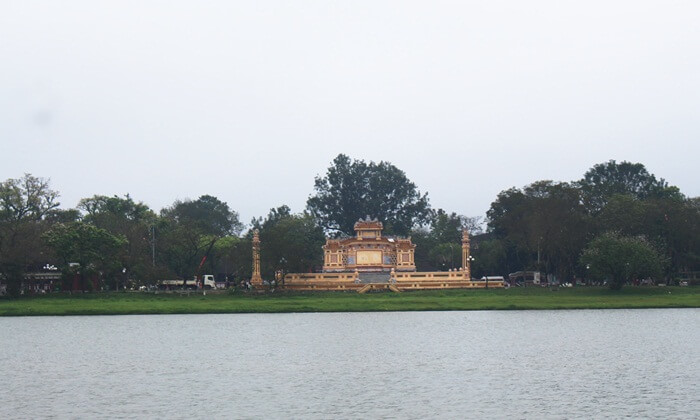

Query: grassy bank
[1,287,698,316]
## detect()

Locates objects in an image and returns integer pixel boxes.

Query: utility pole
[151,225,156,267]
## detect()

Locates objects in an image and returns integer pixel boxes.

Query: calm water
[1,309,698,419]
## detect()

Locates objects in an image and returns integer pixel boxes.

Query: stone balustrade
[281,270,504,291]
[284,273,359,283]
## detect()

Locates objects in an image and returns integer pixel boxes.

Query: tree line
[1,155,698,295]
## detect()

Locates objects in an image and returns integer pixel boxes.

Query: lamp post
[151,225,156,267]
[467,255,475,280]
[279,257,287,286]
[586,264,590,285]
[485,269,490,289]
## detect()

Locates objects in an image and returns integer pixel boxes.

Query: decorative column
[251,229,263,287]
[462,229,471,280]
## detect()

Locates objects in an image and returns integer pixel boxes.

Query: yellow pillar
[251,229,263,286]
[462,229,471,280]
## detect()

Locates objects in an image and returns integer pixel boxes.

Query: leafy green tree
[580,232,664,290]
[307,154,430,236]
[524,182,592,282]
[470,237,508,278]
[428,242,462,271]
[230,236,252,284]
[159,195,243,279]
[579,160,677,213]
[644,196,700,277]
[412,209,482,271]
[597,194,647,234]
[162,195,242,237]
[0,174,59,223]
[430,209,482,243]
[409,228,433,271]
[487,181,592,282]
[0,174,60,295]
[44,222,126,291]
[208,235,243,282]
[598,194,700,279]
[691,197,700,210]
[45,208,81,224]
[78,194,157,285]
[253,206,326,278]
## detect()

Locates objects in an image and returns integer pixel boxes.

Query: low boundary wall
[282,271,504,291]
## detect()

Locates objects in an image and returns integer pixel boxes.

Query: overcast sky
[2,1,698,226]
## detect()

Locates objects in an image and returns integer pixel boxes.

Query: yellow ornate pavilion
[276,216,502,292]
[322,216,416,273]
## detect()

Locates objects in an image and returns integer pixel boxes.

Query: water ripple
[0,309,698,419]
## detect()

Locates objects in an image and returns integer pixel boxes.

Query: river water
[1,309,698,419]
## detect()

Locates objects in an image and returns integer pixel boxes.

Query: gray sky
[2,1,699,226]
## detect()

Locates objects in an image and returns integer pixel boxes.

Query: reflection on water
[1,309,698,419]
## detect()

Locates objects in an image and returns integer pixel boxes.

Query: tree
[410,227,435,271]
[430,209,481,243]
[253,206,326,278]
[307,154,431,236]
[470,237,508,278]
[579,160,676,213]
[597,194,700,279]
[580,232,664,290]
[486,187,528,238]
[523,182,592,282]
[597,194,647,235]
[428,242,462,271]
[0,174,60,295]
[0,174,59,223]
[487,181,592,282]
[159,195,243,280]
[45,208,81,224]
[643,196,700,277]
[78,194,157,285]
[411,209,482,271]
[162,195,242,237]
[208,235,242,283]
[44,222,126,291]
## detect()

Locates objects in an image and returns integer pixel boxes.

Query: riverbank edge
[1,304,698,317]
[1,287,698,316]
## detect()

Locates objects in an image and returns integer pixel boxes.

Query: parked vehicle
[159,275,216,290]
[508,271,542,285]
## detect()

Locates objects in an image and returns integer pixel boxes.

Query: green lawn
[1,286,698,316]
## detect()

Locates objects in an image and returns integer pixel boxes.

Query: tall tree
[470,236,508,278]
[429,209,476,243]
[645,196,700,277]
[579,160,677,213]
[78,194,157,285]
[209,235,244,283]
[159,195,243,279]
[412,209,482,271]
[307,154,431,236]
[487,181,592,282]
[44,222,126,291]
[253,206,326,278]
[598,194,700,278]
[162,195,242,237]
[0,174,60,295]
